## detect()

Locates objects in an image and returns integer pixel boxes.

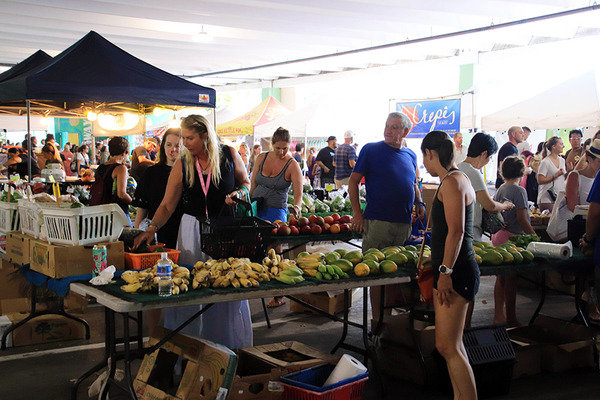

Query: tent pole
[26,100,32,182]
[91,136,96,165]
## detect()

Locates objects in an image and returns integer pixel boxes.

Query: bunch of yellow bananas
[120,264,190,294]
[261,248,305,284]
[294,253,325,278]
[191,257,269,289]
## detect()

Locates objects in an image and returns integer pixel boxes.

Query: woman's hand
[500,200,515,211]
[225,190,239,206]
[436,274,454,307]
[554,169,565,178]
[133,229,155,250]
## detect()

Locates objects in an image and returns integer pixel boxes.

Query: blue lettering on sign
[396,99,461,137]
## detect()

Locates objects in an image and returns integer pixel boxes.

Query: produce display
[121,265,191,294]
[273,213,354,236]
[473,241,535,266]
[288,183,366,214]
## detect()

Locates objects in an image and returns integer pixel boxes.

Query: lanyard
[195,157,212,217]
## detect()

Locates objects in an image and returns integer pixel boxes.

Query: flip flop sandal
[267,298,285,308]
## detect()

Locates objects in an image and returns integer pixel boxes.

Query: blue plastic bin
[280,363,368,400]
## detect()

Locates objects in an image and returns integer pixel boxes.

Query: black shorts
[433,257,480,302]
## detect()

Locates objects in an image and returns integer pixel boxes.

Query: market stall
[216,96,290,138]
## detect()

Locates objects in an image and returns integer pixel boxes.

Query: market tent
[0,31,216,116]
[216,96,289,136]
[0,50,52,83]
[481,71,600,131]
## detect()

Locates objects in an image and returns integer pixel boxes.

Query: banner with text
[396,98,461,138]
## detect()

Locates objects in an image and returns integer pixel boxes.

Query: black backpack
[89,164,118,206]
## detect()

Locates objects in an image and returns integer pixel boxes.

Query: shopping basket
[280,363,368,400]
[124,244,181,270]
[200,198,274,260]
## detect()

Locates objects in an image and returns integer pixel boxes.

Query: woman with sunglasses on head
[134,115,252,349]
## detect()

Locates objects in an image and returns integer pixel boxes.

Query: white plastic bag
[546,191,572,242]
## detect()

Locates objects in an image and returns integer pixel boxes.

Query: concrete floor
[1,240,600,399]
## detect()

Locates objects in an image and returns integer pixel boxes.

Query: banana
[248,278,260,287]
[121,270,140,284]
[276,274,296,285]
[276,254,281,262]
[226,270,236,280]
[120,282,142,293]
[250,262,264,272]
[194,261,205,270]
[326,265,336,276]
[296,259,322,269]
[259,272,270,282]
[220,277,232,288]
[239,278,252,288]
[270,266,279,276]
[212,276,227,288]
[192,279,200,289]
[194,270,211,282]
[318,265,327,273]
[279,266,304,277]
[230,277,241,288]
[330,264,344,276]
[268,248,277,260]
[235,269,250,279]
[303,269,318,277]
[179,283,189,293]
[262,257,272,267]
[173,267,190,279]
[172,277,184,286]
[172,285,180,295]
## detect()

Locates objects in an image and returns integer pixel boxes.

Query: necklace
[196,157,210,172]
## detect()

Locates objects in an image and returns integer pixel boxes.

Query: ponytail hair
[542,136,560,158]
[421,130,455,169]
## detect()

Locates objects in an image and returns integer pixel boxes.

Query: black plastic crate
[200,215,275,261]
[435,324,516,399]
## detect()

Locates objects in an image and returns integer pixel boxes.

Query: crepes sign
[396,98,461,137]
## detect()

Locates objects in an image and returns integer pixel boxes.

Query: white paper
[89,265,116,285]
[526,241,573,260]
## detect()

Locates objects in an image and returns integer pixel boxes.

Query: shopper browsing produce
[133,114,252,349]
[421,130,478,400]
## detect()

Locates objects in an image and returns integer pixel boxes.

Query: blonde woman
[134,115,252,349]
[238,142,250,172]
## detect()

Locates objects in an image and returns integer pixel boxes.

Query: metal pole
[26,100,32,182]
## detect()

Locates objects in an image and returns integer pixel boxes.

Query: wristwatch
[439,265,453,275]
[583,233,594,244]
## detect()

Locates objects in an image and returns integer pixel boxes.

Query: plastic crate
[124,245,181,270]
[280,364,368,400]
[41,204,130,246]
[201,215,274,260]
[17,199,73,238]
[436,325,516,398]
[0,201,20,234]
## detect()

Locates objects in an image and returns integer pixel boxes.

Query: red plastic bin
[280,364,368,400]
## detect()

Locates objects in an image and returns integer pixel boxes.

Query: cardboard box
[63,292,88,314]
[29,239,124,278]
[510,340,543,379]
[134,327,238,400]
[7,312,86,346]
[0,259,29,300]
[6,231,32,265]
[371,313,436,354]
[238,341,339,374]
[0,298,30,315]
[422,184,438,225]
[509,315,596,373]
[228,352,286,400]
[0,315,13,347]
[289,290,352,315]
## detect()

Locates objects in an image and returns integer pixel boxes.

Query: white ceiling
[2,0,600,89]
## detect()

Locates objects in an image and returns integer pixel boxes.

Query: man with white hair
[496,126,524,188]
[333,130,357,188]
[453,132,467,164]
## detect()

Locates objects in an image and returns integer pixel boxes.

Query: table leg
[71,307,111,400]
[122,313,138,399]
[57,297,90,339]
[100,309,117,400]
[529,271,546,325]
[330,289,351,355]
[261,298,272,329]
[574,272,589,327]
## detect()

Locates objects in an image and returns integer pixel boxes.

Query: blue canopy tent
[0,50,52,83]
[0,31,216,178]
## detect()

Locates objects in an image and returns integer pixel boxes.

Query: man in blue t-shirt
[495,126,524,188]
[349,111,424,321]
[333,130,357,188]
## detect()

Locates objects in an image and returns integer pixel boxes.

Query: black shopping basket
[200,198,275,260]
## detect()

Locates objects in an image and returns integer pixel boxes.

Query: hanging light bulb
[86,110,97,121]
[168,116,180,128]
[40,116,51,126]
[153,107,166,117]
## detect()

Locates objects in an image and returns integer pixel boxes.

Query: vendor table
[272,232,362,254]
[69,269,412,400]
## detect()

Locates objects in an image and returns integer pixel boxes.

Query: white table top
[70,273,412,313]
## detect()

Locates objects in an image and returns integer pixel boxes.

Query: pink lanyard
[195,157,212,217]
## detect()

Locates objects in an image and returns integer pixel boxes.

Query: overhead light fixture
[97,113,140,131]
[168,116,180,128]
[193,25,212,42]
[86,110,97,121]
[153,107,166,117]
[40,116,51,126]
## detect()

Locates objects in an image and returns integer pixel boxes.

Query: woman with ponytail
[537,136,566,212]
[421,131,478,400]
[134,115,253,349]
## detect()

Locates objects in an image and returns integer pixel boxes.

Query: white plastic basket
[41,204,130,246]
[18,199,72,238]
[0,201,20,234]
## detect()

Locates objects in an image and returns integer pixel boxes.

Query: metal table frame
[69,272,411,400]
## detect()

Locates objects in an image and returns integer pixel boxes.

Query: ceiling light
[86,110,97,121]
[153,107,166,117]
[40,116,51,126]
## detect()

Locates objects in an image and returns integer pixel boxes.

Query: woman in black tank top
[421,131,479,400]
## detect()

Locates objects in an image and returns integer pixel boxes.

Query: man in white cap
[333,130,357,189]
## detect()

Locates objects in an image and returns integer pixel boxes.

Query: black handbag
[481,209,504,235]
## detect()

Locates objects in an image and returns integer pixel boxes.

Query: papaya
[333,249,347,257]
[380,260,398,273]
[474,241,492,248]
[497,249,514,264]
[324,252,340,264]
[481,250,503,266]
[404,245,418,252]
[343,250,363,266]
[365,249,385,262]
[386,252,408,266]
[331,259,354,272]
[520,250,534,263]
[399,250,418,266]
[509,250,523,264]
[362,260,381,275]
[354,263,370,277]
[362,253,379,262]
[297,251,310,258]
[475,254,482,265]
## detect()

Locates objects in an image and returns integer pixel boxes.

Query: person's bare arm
[565,172,580,212]
[287,159,304,216]
[349,172,364,232]
[349,159,356,168]
[316,161,329,174]
[226,145,250,206]
[249,153,266,198]
[477,190,514,212]
[516,208,536,234]
[134,208,148,228]
[114,165,132,204]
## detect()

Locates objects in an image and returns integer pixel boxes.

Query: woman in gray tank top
[250,127,304,224]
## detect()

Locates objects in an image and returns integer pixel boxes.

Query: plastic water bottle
[157,253,172,297]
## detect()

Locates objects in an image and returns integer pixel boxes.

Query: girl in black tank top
[421,131,478,400]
